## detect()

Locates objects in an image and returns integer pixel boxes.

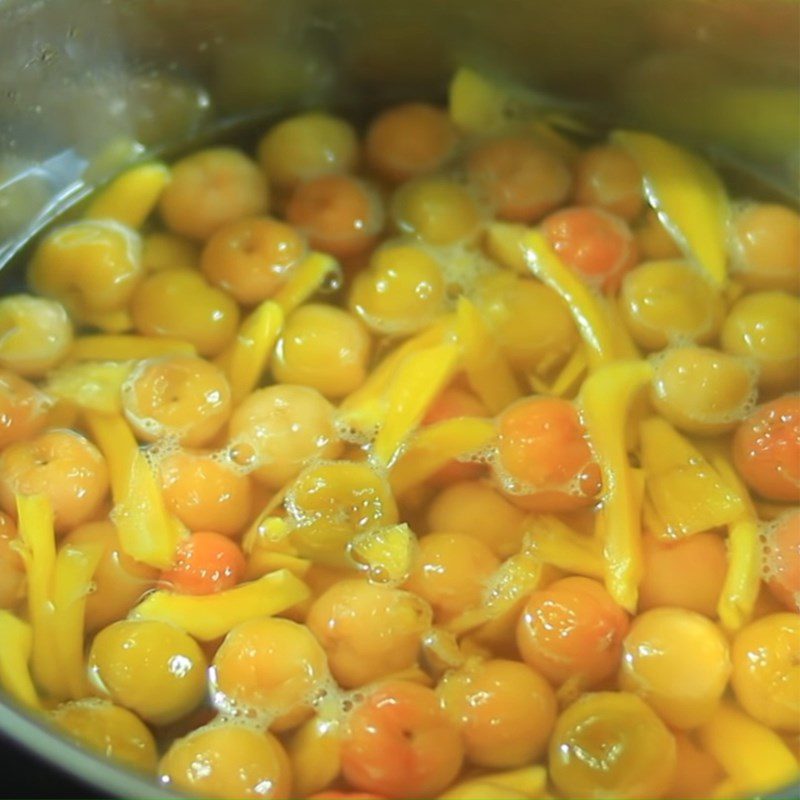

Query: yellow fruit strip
[337,316,455,436]
[85,162,171,229]
[287,716,342,799]
[129,569,310,641]
[15,493,64,699]
[456,297,521,413]
[44,361,133,415]
[389,417,497,496]
[245,549,311,582]
[485,222,529,275]
[580,360,654,612]
[76,307,134,335]
[70,334,196,361]
[371,341,462,466]
[520,229,621,369]
[273,251,341,316]
[85,412,185,568]
[223,300,284,404]
[713,456,761,631]
[51,541,104,699]
[448,549,545,637]
[0,611,41,709]
[347,523,418,584]
[612,130,729,285]
[639,417,745,540]
[698,702,799,795]
[447,67,584,163]
[523,515,605,579]
[439,765,547,799]
[528,343,589,398]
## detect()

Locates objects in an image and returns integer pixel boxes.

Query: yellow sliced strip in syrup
[371,341,462,467]
[698,702,799,796]
[221,299,283,404]
[712,456,761,632]
[0,611,41,709]
[129,569,310,641]
[523,515,604,580]
[84,412,185,569]
[52,541,104,699]
[613,130,729,285]
[580,360,654,612]
[273,251,341,316]
[456,297,521,414]
[639,417,745,541]
[15,494,63,699]
[390,417,496,497]
[85,162,171,229]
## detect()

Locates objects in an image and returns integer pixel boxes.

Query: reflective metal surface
[0,0,797,796]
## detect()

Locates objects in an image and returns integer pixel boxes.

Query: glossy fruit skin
[212,617,329,729]
[228,384,343,489]
[619,607,732,729]
[158,147,269,241]
[159,723,292,799]
[305,579,430,689]
[51,699,158,772]
[438,658,557,768]
[548,691,677,800]
[732,395,800,503]
[88,619,208,725]
[0,429,109,534]
[731,613,800,732]
[340,680,465,799]
[516,576,629,688]
[574,144,644,221]
[272,305,371,399]
[763,510,800,611]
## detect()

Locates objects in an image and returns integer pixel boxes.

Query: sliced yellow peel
[371,341,462,466]
[85,162,171,229]
[85,412,185,568]
[273,251,341,315]
[698,702,799,795]
[389,416,496,496]
[222,299,283,403]
[0,611,40,709]
[613,130,729,285]
[337,316,455,438]
[520,229,625,369]
[523,515,604,580]
[456,297,521,414]
[528,343,589,398]
[347,523,418,585]
[15,493,63,699]
[639,417,745,540]
[45,361,132,414]
[447,67,583,163]
[580,360,654,612]
[129,569,310,641]
[52,541,104,699]
[713,457,761,631]
[69,334,196,361]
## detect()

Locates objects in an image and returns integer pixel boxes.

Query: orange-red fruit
[341,681,464,799]
[495,396,601,512]
[733,395,800,503]
[160,532,246,595]
[541,206,638,292]
[517,576,629,687]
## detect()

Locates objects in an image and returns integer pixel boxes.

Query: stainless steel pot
[0,1,798,797]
